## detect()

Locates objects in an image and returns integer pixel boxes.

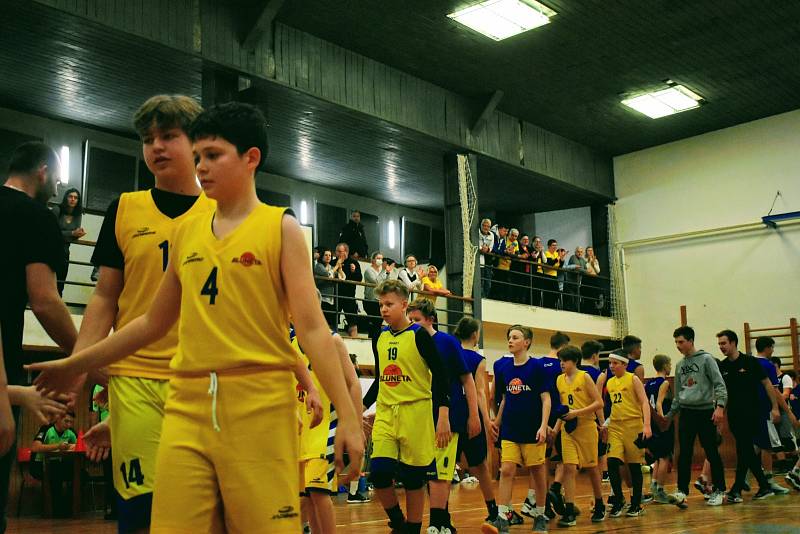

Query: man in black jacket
[338,210,368,259]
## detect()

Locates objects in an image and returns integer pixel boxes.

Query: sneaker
[601,471,610,483]
[481,514,508,534]
[590,505,606,522]
[557,514,576,527]
[509,510,525,525]
[533,514,548,533]
[543,498,556,520]
[707,490,724,506]
[641,493,653,504]
[654,488,671,504]
[726,491,743,504]
[302,524,312,534]
[520,497,535,518]
[741,481,751,492]
[609,500,626,518]
[626,505,643,517]
[668,491,687,506]
[769,481,790,495]
[427,528,441,534]
[547,487,566,516]
[347,492,371,504]
[785,471,800,490]
[753,487,775,500]
[693,478,706,493]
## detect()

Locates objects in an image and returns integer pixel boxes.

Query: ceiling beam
[471,90,504,136]
[241,0,286,51]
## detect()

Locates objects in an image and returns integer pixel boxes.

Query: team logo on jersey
[271,505,298,520]
[507,378,531,394]
[380,364,411,387]
[232,251,262,267]
[133,226,156,238]
[182,251,203,265]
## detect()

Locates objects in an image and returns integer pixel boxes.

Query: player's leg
[397,399,437,533]
[464,433,497,521]
[528,452,549,533]
[308,490,336,534]
[429,434,460,531]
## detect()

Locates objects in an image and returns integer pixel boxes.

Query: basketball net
[457,154,479,315]
[608,205,628,338]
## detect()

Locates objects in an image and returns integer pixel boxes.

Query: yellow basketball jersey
[111,190,215,379]
[606,372,642,422]
[375,323,432,406]
[557,370,594,420]
[170,203,294,373]
[292,334,334,460]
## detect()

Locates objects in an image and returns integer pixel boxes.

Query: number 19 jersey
[375,323,432,406]
[171,203,295,373]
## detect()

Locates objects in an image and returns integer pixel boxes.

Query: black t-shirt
[92,189,202,270]
[718,352,767,413]
[0,187,65,385]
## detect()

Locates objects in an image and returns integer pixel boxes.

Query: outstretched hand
[84,419,111,463]
[25,358,83,397]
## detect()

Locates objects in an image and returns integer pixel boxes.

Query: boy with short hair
[605,353,651,518]
[28,102,364,533]
[553,345,605,526]
[362,280,451,534]
[645,354,674,503]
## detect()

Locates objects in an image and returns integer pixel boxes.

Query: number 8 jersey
[170,203,295,373]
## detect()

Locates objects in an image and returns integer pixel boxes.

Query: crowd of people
[479,219,607,315]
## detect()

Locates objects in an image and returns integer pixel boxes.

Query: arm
[26,263,78,353]
[633,376,652,438]
[666,364,682,418]
[537,391,551,443]
[333,334,363,420]
[565,373,603,419]
[656,380,670,417]
[475,361,492,424]
[706,356,727,424]
[634,364,645,381]
[293,356,322,428]
[415,328,451,447]
[362,336,381,409]
[30,438,66,454]
[461,372,481,438]
[7,385,68,425]
[280,215,364,476]
[762,378,781,423]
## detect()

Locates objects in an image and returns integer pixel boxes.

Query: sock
[629,463,643,508]
[534,506,544,518]
[527,488,536,502]
[498,504,510,517]
[385,504,405,526]
[430,508,448,529]
[486,499,498,520]
[550,481,562,494]
[608,458,624,505]
[349,480,359,494]
[405,522,422,534]
[565,502,574,516]
[594,497,604,510]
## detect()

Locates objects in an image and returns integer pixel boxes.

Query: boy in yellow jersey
[28,102,364,534]
[552,346,605,526]
[604,353,651,519]
[361,280,451,534]
[50,95,213,533]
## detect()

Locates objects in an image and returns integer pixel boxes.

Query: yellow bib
[375,323,432,406]
[171,204,294,373]
[110,190,215,379]
[557,370,594,420]
[607,372,642,422]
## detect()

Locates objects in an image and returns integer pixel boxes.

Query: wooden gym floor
[8,470,800,533]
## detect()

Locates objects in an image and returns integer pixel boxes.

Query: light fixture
[388,220,396,249]
[299,200,309,225]
[621,84,704,119]
[447,0,556,41]
[59,146,69,184]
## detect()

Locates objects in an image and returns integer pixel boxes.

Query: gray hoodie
[667,350,727,416]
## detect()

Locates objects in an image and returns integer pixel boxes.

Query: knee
[369,458,397,489]
[500,462,517,479]
[608,457,623,470]
[398,464,428,491]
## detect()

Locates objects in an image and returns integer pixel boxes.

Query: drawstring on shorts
[208,372,221,432]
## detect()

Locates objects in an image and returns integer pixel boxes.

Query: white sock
[533,506,544,517]
[527,489,536,502]
[349,480,359,494]
[498,504,511,516]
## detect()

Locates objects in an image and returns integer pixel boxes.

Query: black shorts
[458,427,488,467]
[648,427,675,460]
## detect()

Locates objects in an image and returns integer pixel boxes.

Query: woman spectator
[363,251,389,338]
[530,236,545,306]
[314,248,338,330]
[398,254,425,294]
[420,264,451,307]
[513,235,534,305]
[51,188,86,295]
[582,246,602,314]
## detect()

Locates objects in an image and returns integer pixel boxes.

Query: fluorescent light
[448,0,556,41]
[621,84,703,119]
[388,220,396,249]
[59,146,69,184]
[299,200,308,225]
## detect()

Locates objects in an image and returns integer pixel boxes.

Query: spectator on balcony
[565,247,588,312]
[312,245,325,266]
[421,264,451,307]
[332,242,361,336]
[582,247,603,315]
[398,254,425,294]
[512,234,533,305]
[491,226,512,301]
[314,248,338,330]
[51,188,86,296]
[363,251,389,338]
[529,236,545,307]
[478,218,496,298]
[542,239,563,309]
[338,210,368,259]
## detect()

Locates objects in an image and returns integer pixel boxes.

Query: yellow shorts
[372,399,435,467]
[108,375,169,500]
[501,440,546,467]
[608,419,644,464]
[432,433,460,481]
[151,370,299,534]
[561,419,599,468]
[303,458,336,494]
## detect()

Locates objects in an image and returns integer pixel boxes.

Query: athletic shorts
[561,419,599,468]
[608,419,644,464]
[459,426,488,467]
[755,416,783,451]
[430,433,460,481]
[647,426,675,460]
[372,398,435,467]
[501,440,546,467]
[109,375,169,531]
[303,458,336,494]
[151,370,299,534]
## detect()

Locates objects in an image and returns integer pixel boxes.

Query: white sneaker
[520,497,535,517]
[707,491,724,506]
[669,491,686,505]
[769,480,791,495]
[426,528,439,534]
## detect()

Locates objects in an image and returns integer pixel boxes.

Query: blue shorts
[117,492,152,533]
[458,426,488,467]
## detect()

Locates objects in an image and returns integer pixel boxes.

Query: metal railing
[480,251,611,316]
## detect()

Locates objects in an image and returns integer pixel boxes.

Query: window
[83,143,137,212]
[403,219,432,263]
[316,202,347,250]
[359,211,379,257]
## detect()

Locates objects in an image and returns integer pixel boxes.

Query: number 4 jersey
[111,190,215,379]
[170,203,296,373]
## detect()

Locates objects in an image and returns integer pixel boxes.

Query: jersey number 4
[120,458,145,489]
[201,267,219,305]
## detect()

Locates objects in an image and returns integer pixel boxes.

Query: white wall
[534,206,593,254]
[613,109,800,374]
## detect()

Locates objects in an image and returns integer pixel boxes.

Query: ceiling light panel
[448,0,557,41]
